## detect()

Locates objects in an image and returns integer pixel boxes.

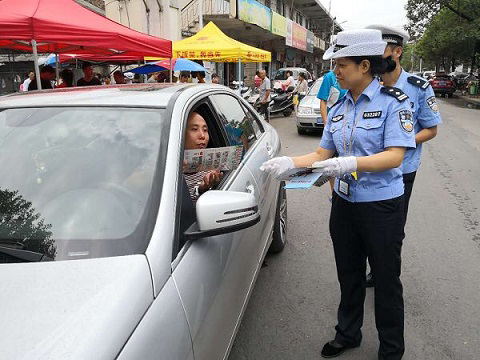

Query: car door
[172,93,265,360]
[209,94,279,258]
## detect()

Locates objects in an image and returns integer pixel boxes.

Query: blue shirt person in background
[261,29,415,359]
[317,70,348,124]
[365,25,441,287]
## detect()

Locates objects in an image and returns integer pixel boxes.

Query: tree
[406,0,480,71]
[0,188,55,259]
[406,0,480,39]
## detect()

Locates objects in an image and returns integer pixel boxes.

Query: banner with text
[306,30,314,53]
[286,19,293,46]
[271,11,287,37]
[238,0,272,31]
[292,22,307,51]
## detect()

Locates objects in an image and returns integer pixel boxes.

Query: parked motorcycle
[268,86,295,117]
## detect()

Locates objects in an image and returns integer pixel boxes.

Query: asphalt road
[229,97,480,360]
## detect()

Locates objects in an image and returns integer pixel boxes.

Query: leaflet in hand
[278,167,330,189]
[184,145,243,173]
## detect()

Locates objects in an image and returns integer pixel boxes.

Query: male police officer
[364,25,442,287]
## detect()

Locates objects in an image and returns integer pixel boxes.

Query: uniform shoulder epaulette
[407,75,430,89]
[380,86,409,102]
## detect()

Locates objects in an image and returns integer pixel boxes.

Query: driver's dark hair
[347,56,388,76]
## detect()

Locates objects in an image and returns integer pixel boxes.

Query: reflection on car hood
[299,95,320,108]
[0,255,153,360]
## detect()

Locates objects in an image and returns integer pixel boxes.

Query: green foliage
[0,188,55,259]
[406,0,480,71]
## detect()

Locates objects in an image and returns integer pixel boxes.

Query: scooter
[268,86,295,117]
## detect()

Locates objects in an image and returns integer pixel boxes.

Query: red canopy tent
[0,0,172,88]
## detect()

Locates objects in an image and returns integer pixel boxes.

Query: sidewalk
[456,93,480,107]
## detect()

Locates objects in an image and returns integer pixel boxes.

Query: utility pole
[198,0,204,29]
[329,0,334,70]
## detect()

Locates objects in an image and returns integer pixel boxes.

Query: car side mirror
[183,190,260,241]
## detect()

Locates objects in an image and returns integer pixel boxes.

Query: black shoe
[365,272,374,288]
[321,340,358,358]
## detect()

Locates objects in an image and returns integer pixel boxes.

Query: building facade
[181,0,342,82]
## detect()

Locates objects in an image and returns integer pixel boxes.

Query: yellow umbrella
[146,22,271,63]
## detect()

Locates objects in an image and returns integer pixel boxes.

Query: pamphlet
[184,145,243,173]
[278,167,330,190]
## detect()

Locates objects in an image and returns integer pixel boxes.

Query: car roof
[0,83,216,109]
[276,67,308,72]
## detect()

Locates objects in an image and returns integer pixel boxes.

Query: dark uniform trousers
[402,171,417,225]
[330,192,405,360]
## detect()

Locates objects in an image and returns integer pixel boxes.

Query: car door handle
[245,183,255,195]
[266,143,274,157]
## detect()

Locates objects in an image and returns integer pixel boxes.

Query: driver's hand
[199,170,222,193]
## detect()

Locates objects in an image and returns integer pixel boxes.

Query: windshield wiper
[0,245,52,262]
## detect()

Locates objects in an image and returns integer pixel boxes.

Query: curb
[456,94,480,107]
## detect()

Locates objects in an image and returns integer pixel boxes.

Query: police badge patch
[426,96,439,112]
[399,110,414,132]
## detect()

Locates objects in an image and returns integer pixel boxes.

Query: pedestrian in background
[257,70,271,122]
[28,65,55,91]
[211,73,220,84]
[364,25,442,287]
[21,71,34,92]
[76,63,101,87]
[254,71,262,87]
[113,70,126,84]
[55,69,74,88]
[261,29,415,360]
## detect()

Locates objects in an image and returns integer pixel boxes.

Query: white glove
[312,156,357,178]
[260,156,295,178]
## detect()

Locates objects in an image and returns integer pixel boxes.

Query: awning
[171,22,270,62]
[0,0,171,58]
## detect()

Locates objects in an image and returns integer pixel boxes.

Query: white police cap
[323,29,387,60]
[365,24,410,46]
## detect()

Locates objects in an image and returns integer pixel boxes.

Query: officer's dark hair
[347,56,388,76]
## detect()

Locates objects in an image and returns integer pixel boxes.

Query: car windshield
[0,107,167,262]
[274,69,298,80]
[308,79,323,96]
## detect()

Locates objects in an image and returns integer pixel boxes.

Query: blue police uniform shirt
[320,78,416,202]
[317,71,348,109]
[394,70,442,174]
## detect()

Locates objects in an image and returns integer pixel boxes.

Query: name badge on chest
[363,111,382,119]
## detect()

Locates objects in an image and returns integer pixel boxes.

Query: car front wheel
[268,182,287,254]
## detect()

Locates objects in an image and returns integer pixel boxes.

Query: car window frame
[208,93,259,152]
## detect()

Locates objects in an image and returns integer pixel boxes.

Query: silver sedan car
[0,83,286,360]
[295,78,324,135]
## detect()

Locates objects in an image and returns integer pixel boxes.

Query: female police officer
[261,29,415,360]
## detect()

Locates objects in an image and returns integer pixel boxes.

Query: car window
[240,101,264,138]
[209,94,257,154]
[0,107,167,262]
[308,79,323,95]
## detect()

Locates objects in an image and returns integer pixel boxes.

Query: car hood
[0,255,153,360]
[299,95,320,109]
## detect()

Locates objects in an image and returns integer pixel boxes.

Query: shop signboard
[286,19,293,46]
[271,11,287,37]
[306,30,314,53]
[320,39,326,50]
[292,22,307,51]
[238,0,272,31]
